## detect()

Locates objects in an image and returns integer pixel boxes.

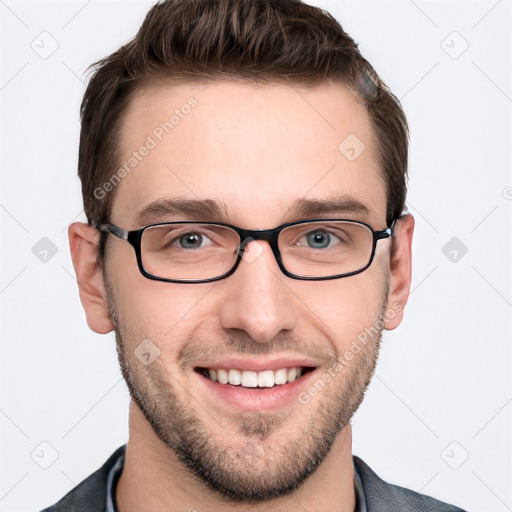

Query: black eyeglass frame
[95,218,395,283]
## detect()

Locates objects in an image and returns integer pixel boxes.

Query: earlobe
[68,222,114,335]
[384,214,415,331]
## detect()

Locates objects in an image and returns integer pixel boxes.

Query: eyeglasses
[95,218,394,283]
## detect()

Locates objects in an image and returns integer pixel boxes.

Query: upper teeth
[207,367,303,388]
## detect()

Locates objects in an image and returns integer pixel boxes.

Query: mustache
[177,331,337,371]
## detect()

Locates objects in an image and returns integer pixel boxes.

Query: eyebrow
[134,195,373,226]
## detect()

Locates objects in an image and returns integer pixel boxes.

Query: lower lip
[195,369,317,412]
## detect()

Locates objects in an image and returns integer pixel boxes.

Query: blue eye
[306,231,332,249]
[178,233,205,249]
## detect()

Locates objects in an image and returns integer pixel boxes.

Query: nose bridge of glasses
[238,227,277,249]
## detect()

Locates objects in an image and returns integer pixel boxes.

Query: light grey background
[0,1,510,511]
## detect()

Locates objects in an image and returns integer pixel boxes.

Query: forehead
[112,79,387,228]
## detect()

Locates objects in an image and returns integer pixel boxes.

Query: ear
[384,214,414,330]
[68,222,114,334]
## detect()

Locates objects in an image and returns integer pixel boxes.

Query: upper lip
[194,356,319,372]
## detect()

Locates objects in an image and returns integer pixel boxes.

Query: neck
[116,401,356,512]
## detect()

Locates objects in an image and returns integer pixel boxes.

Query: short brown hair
[78,0,409,267]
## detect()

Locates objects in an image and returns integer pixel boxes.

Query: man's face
[103,79,392,501]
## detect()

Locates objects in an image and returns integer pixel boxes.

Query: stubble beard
[104,277,387,504]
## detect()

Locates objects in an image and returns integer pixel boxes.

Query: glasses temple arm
[95,224,129,240]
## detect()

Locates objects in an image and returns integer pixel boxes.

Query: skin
[69,79,414,512]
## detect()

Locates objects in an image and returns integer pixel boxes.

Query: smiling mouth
[195,366,315,388]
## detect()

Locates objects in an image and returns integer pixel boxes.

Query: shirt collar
[106,452,124,512]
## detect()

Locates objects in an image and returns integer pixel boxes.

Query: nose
[219,239,299,345]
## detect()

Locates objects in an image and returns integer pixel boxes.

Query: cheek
[303,270,388,350]
[109,252,217,349]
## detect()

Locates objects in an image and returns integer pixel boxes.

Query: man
[41,0,466,510]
